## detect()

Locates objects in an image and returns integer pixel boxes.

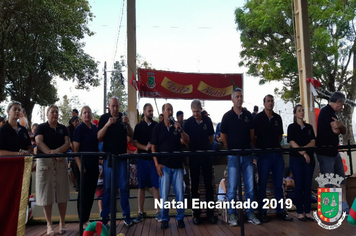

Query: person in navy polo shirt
[254,94,292,222]
[97,96,134,227]
[316,91,349,213]
[0,101,32,156]
[184,99,215,225]
[287,104,316,221]
[132,103,161,223]
[151,103,189,229]
[220,88,261,226]
[73,106,99,228]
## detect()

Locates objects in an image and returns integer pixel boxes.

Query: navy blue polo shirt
[0,122,31,152]
[316,104,339,156]
[133,120,158,160]
[35,122,69,153]
[253,110,283,149]
[287,122,315,157]
[98,113,127,155]
[220,108,253,150]
[73,122,99,171]
[151,121,183,169]
[184,115,214,151]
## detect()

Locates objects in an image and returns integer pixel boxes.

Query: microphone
[169,116,176,125]
[122,112,127,129]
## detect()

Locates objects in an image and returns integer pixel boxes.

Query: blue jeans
[257,152,285,214]
[317,153,345,185]
[101,159,130,220]
[227,155,255,216]
[289,155,315,214]
[160,166,185,222]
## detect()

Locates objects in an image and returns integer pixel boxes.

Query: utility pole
[294,0,316,129]
[127,0,138,126]
[103,61,107,114]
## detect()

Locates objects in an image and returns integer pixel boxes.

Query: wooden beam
[127,0,138,126]
[294,0,316,129]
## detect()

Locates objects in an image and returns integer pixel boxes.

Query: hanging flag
[0,156,33,236]
[138,69,243,100]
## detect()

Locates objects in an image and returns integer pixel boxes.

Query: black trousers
[189,156,214,218]
[77,168,99,223]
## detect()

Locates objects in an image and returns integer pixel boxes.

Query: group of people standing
[0,89,350,234]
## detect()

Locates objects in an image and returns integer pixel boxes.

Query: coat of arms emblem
[313,173,347,230]
[146,73,156,89]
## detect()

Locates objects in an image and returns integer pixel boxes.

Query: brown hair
[293,104,305,124]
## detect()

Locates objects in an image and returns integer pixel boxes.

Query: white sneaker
[228,214,238,227]
[248,213,261,225]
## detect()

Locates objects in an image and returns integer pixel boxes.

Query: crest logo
[146,73,156,89]
[313,173,346,230]
[245,116,249,123]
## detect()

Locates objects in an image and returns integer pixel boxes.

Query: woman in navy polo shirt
[0,101,32,156]
[35,105,71,235]
[72,106,99,229]
[287,104,316,221]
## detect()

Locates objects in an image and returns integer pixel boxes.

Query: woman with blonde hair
[73,106,99,228]
[35,105,70,235]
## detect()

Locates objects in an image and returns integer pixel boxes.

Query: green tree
[107,55,152,113]
[108,59,127,112]
[58,95,72,125]
[235,0,356,143]
[57,95,83,125]
[0,0,99,127]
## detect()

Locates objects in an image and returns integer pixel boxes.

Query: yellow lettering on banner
[161,77,193,94]
[197,81,233,98]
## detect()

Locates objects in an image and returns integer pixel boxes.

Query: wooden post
[103,61,107,114]
[294,0,316,129]
[127,0,138,126]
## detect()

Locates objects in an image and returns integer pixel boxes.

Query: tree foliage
[235,0,356,143]
[57,95,83,125]
[108,59,127,112]
[107,55,152,113]
[0,0,99,126]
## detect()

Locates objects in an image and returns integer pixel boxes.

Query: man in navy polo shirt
[220,88,261,226]
[132,103,161,223]
[152,103,189,229]
[254,94,292,222]
[97,96,134,227]
[184,99,215,225]
[316,92,349,213]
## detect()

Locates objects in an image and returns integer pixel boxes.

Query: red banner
[0,156,33,236]
[138,69,243,100]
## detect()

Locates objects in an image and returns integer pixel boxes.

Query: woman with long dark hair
[287,104,316,221]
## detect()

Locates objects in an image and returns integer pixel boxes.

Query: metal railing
[3,143,356,236]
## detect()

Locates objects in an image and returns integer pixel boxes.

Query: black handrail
[3,144,356,236]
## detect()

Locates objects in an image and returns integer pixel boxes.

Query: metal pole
[110,154,117,236]
[238,155,245,236]
[79,155,84,236]
[104,61,107,114]
[348,140,354,175]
